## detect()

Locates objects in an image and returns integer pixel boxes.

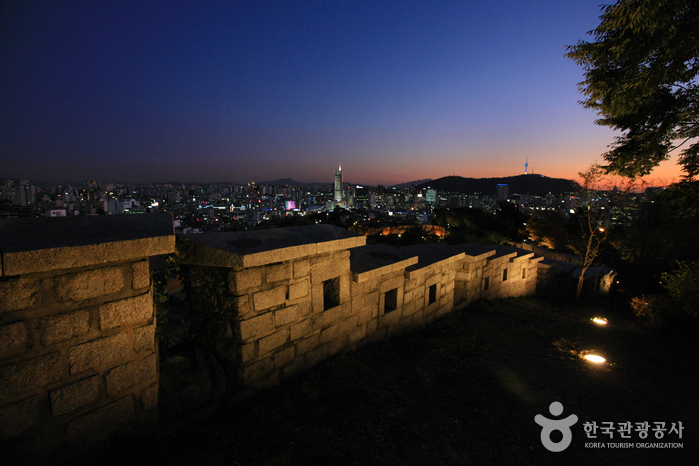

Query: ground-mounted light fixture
[591,317,608,325]
[583,354,606,363]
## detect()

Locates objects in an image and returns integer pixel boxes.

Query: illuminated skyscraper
[334,165,343,203]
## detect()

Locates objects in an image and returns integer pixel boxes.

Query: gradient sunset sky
[0,1,684,187]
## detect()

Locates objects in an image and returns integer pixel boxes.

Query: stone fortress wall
[177,225,545,391]
[0,216,174,464]
[0,217,613,463]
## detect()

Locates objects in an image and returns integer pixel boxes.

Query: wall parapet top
[178,224,366,269]
[0,215,175,276]
[350,244,419,282]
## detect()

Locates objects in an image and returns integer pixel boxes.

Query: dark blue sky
[0,1,682,186]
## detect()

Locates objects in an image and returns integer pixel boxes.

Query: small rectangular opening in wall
[522,268,526,279]
[323,277,340,310]
[503,268,508,281]
[384,288,398,313]
[483,277,490,291]
[428,284,437,305]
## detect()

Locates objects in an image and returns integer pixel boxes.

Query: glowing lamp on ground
[584,355,606,363]
[592,317,608,325]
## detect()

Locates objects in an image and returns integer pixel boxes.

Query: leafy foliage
[661,261,699,318]
[566,0,699,180]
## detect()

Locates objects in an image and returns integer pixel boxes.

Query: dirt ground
[107,297,697,465]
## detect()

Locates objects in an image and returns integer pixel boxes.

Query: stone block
[327,334,349,356]
[68,333,129,374]
[258,329,287,356]
[379,308,402,327]
[348,325,367,344]
[282,357,306,379]
[289,319,312,341]
[296,334,319,355]
[98,293,152,330]
[241,342,257,363]
[131,260,150,290]
[105,353,157,396]
[306,346,327,368]
[366,319,378,336]
[293,259,310,279]
[310,259,349,285]
[239,312,274,341]
[66,395,135,443]
[338,315,358,335]
[351,295,364,313]
[365,290,379,307]
[0,352,63,399]
[356,308,372,324]
[253,286,287,311]
[298,300,311,317]
[40,309,91,346]
[133,323,155,353]
[49,375,101,417]
[266,263,292,283]
[141,383,158,411]
[0,395,40,439]
[320,325,339,344]
[229,268,263,293]
[274,305,299,327]
[55,266,125,302]
[312,303,351,330]
[273,346,295,368]
[0,278,39,313]
[288,279,309,301]
[0,321,29,359]
[239,358,272,386]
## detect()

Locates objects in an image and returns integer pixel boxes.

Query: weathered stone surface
[239,313,273,341]
[239,358,272,386]
[310,259,349,285]
[66,395,135,443]
[68,333,129,374]
[0,395,40,439]
[289,319,312,341]
[253,286,287,311]
[338,315,358,335]
[40,309,90,346]
[320,325,339,344]
[274,305,299,327]
[273,346,295,368]
[0,278,39,312]
[258,329,287,356]
[98,293,151,330]
[141,383,158,411]
[0,215,175,275]
[293,259,310,279]
[105,354,157,396]
[229,268,263,292]
[131,260,150,290]
[288,279,309,301]
[133,323,155,353]
[49,375,101,417]
[266,263,291,284]
[0,352,63,398]
[55,266,125,302]
[0,321,29,358]
[296,334,319,355]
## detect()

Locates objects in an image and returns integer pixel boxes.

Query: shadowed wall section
[0,215,175,464]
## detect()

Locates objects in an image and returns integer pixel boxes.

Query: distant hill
[416,175,578,196]
[391,179,433,188]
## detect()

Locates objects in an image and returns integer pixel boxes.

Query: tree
[572,165,609,299]
[566,0,699,181]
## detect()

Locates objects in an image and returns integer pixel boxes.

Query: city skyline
[0,1,684,187]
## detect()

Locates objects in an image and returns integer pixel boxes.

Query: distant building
[334,165,343,204]
[496,184,509,201]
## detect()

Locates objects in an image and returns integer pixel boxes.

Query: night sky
[0,1,683,186]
